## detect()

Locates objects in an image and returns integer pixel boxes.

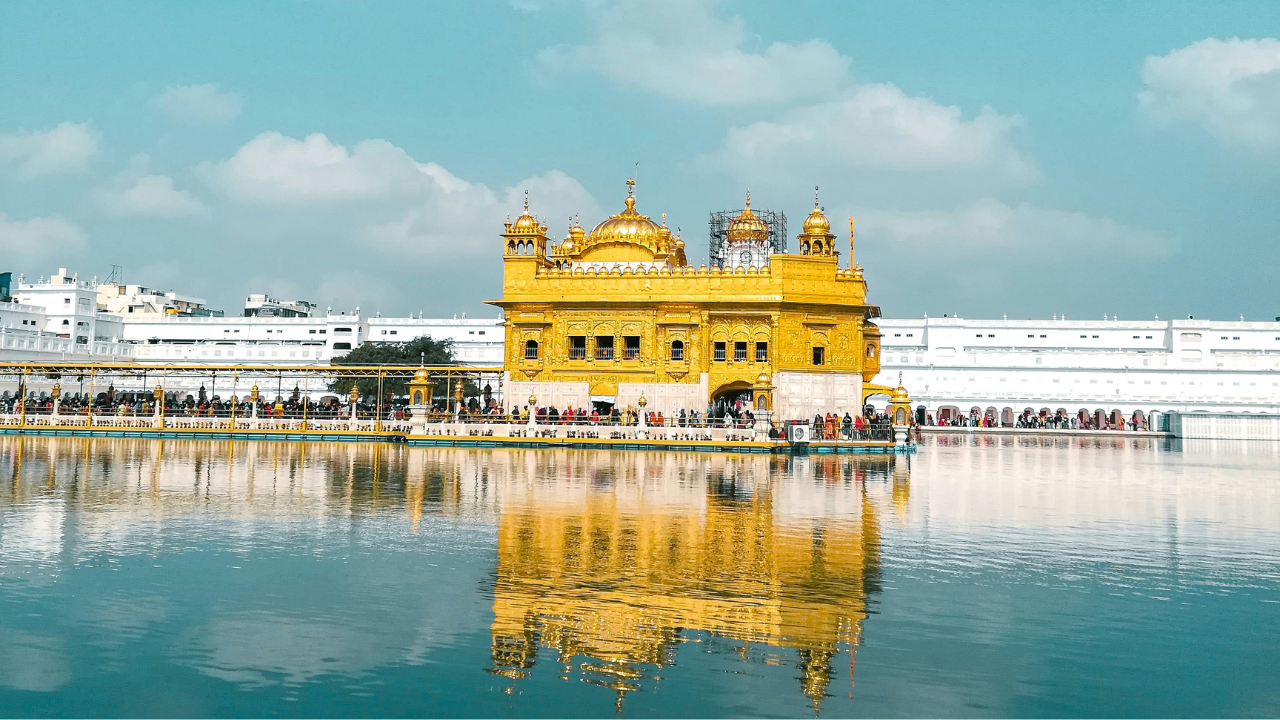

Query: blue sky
[1,0,1277,320]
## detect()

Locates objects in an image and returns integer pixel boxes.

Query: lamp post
[50,383,61,424]
[527,393,537,427]
[637,394,648,428]
[153,385,164,428]
[18,368,28,428]
[349,384,359,430]
[752,371,775,439]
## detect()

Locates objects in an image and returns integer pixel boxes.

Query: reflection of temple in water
[484,452,909,710]
[1,436,910,710]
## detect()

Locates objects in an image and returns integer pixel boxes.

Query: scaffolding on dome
[708,208,787,268]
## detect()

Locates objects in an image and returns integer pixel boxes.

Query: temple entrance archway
[710,381,753,417]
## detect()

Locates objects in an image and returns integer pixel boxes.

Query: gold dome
[562,215,584,251]
[510,190,545,234]
[580,179,665,261]
[727,190,769,242]
[802,187,831,236]
[413,367,429,382]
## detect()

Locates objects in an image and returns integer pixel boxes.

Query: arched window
[670,340,685,361]
[524,339,539,360]
[813,241,823,253]
[801,241,811,254]
[866,344,877,359]
[507,240,516,254]
[412,390,423,405]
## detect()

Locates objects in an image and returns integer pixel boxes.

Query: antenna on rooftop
[106,265,123,285]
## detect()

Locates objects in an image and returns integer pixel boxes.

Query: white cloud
[151,83,244,125]
[172,131,601,314]
[1139,37,1280,152]
[852,200,1171,255]
[93,156,209,217]
[544,0,1034,200]
[537,0,849,105]
[0,122,100,176]
[708,83,1037,198]
[0,212,88,265]
[197,132,420,205]
[201,131,600,257]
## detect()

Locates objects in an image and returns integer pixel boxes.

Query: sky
[1,0,1278,321]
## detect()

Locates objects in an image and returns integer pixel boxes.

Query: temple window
[524,339,539,360]
[734,341,747,362]
[755,341,768,362]
[670,340,685,361]
[594,335,614,360]
[568,335,586,360]
[623,335,641,360]
[713,341,726,362]
[866,345,877,359]
[812,346,825,365]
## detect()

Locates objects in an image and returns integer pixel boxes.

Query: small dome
[562,216,584,251]
[727,191,769,243]
[413,367,429,382]
[510,190,544,233]
[802,186,831,235]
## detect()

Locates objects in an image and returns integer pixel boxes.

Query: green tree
[329,337,456,401]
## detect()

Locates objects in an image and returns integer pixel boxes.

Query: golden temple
[489,181,906,422]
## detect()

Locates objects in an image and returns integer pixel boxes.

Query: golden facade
[489,182,891,419]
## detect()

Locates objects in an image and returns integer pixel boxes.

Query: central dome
[579,179,666,263]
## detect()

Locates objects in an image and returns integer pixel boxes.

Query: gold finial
[814,185,820,208]
[661,212,667,228]
[623,178,637,213]
[523,189,529,212]
[745,188,751,208]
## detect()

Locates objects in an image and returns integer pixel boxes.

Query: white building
[5,269,133,360]
[869,316,1280,424]
[96,282,218,317]
[244,294,315,318]
[124,313,364,364]
[0,299,136,362]
[363,316,503,364]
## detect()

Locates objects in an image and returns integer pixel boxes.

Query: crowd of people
[808,411,894,441]
[2,388,375,421]
[3,386,915,440]
[922,408,1150,431]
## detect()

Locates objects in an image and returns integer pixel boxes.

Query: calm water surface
[1,435,1278,717]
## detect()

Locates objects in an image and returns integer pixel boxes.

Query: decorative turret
[504,190,549,259]
[797,186,836,257]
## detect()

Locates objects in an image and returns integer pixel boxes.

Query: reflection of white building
[869,316,1280,422]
